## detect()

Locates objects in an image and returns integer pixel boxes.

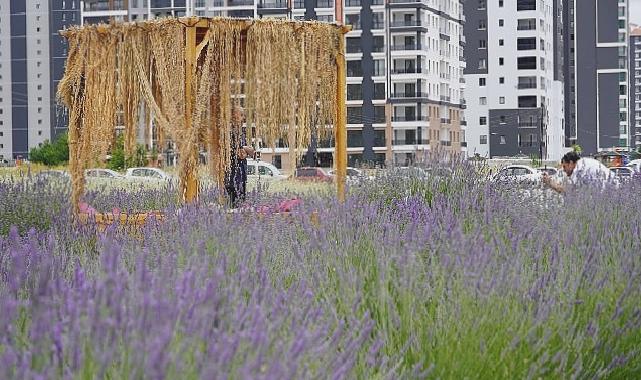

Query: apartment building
[563,0,629,154]
[630,24,641,148]
[0,0,77,160]
[464,0,566,160]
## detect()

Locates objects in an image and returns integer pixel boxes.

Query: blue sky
[632,0,641,25]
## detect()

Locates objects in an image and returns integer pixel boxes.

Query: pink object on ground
[78,202,97,215]
[256,198,303,215]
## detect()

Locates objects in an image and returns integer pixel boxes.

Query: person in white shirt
[543,151,611,193]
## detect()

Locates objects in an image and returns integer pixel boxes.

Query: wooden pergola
[58,17,349,214]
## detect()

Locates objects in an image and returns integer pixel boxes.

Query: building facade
[0,0,78,160]
[564,0,629,154]
[1,0,465,166]
[463,0,566,160]
[630,24,641,149]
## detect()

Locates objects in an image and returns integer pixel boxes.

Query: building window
[517,37,537,50]
[499,39,504,46]
[518,96,538,108]
[499,97,505,104]
[517,18,537,31]
[478,0,486,9]
[37,85,42,90]
[478,19,486,30]
[479,39,487,49]
[500,135,506,144]
[479,78,486,86]
[499,0,504,6]
[517,56,537,70]
[499,19,504,27]
[480,117,487,125]
[479,97,487,105]
[500,115,506,123]
[478,59,487,70]
[499,57,504,66]
[517,0,536,11]
[38,120,42,125]
[499,77,505,84]
[36,27,41,32]
[38,131,43,136]
[480,135,488,144]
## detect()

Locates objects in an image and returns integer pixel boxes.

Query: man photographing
[542,151,611,194]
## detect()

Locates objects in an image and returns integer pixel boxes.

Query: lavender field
[1,163,640,379]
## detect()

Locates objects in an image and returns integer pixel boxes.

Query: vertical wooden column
[335,27,349,203]
[183,22,199,203]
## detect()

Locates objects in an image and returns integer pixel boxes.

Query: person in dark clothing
[225,145,254,207]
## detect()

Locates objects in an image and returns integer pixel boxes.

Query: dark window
[499,77,505,84]
[373,130,386,147]
[347,60,362,77]
[347,130,363,147]
[480,117,487,125]
[346,37,361,53]
[347,106,362,123]
[372,36,385,52]
[374,106,386,123]
[373,83,385,100]
[499,57,504,66]
[517,0,536,11]
[498,19,504,27]
[479,78,486,86]
[517,37,536,50]
[518,96,538,108]
[517,18,536,30]
[517,56,537,70]
[499,39,504,46]
[518,76,537,89]
[347,84,362,100]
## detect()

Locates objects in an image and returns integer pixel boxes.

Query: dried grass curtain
[58,18,342,211]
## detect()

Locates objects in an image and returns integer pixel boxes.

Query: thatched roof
[58,17,345,209]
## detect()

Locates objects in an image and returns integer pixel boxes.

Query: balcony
[228,0,255,5]
[518,83,537,89]
[440,118,451,124]
[390,91,429,98]
[393,139,430,145]
[84,0,126,11]
[391,115,429,122]
[391,43,420,51]
[440,141,452,146]
[391,67,422,74]
[440,95,451,102]
[258,1,288,8]
[346,45,363,54]
[345,0,361,5]
[390,20,425,28]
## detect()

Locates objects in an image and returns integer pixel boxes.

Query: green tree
[107,134,148,170]
[29,133,69,166]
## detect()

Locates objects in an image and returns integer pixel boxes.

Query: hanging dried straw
[58,17,342,212]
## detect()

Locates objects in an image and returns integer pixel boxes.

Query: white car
[537,167,558,176]
[610,166,635,180]
[85,168,123,179]
[124,167,172,181]
[626,159,641,173]
[246,160,286,181]
[493,165,542,183]
[327,167,374,184]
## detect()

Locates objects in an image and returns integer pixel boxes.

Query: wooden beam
[335,31,348,203]
[183,24,199,203]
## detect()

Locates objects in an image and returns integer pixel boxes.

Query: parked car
[124,167,172,181]
[85,168,123,179]
[293,167,332,182]
[537,167,558,176]
[387,166,429,179]
[627,159,641,173]
[609,166,635,180]
[493,165,542,183]
[35,170,70,182]
[246,159,286,181]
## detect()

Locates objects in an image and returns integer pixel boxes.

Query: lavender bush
[1,162,641,378]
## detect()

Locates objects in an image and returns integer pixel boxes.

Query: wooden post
[335,28,348,203]
[183,22,199,203]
